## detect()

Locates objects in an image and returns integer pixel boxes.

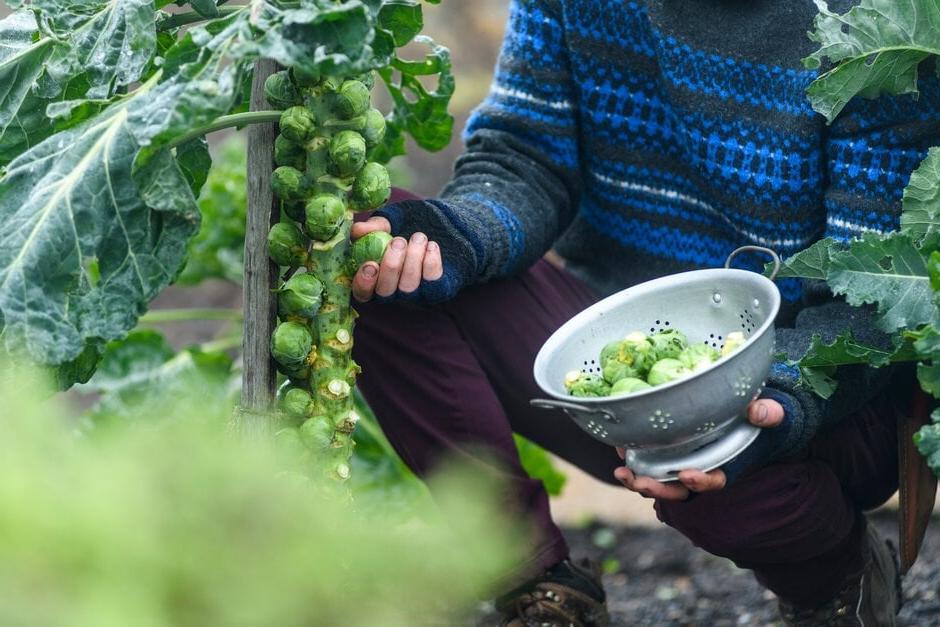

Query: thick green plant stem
[157,6,244,31]
[140,308,244,324]
[268,72,391,484]
[166,111,283,151]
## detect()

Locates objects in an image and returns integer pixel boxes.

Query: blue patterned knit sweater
[377,0,940,481]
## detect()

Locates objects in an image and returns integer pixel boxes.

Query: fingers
[747,398,785,429]
[350,216,391,240]
[350,228,443,302]
[423,241,444,281]
[614,466,690,501]
[352,262,379,302]
[677,469,727,493]
[398,233,428,293]
[615,447,625,460]
[376,237,408,297]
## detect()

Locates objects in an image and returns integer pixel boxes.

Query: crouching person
[351,1,940,624]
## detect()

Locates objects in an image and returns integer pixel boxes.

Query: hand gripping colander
[531,246,781,481]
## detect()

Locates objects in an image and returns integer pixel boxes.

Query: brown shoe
[496,558,611,627]
[778,521,902,626]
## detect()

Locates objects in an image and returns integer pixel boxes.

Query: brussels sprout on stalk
[272,166,306,202]
[275,135,306,170]
[290,65,321,88]
[329,131,367,177]
[282,201,306,223]
[349,162,391,211]
[564,371,611,397]
[267,222,308,266]
[277,272,324,319]
[648,329,688,361]
[305,195,346,241]
[280,106,316,144]
[646,358,691,387]
[271,321,315,371]
[361,109,387,148]
[334,80,370,119]
[610,377,652,396]
[351,231,393,268]
[721,332,746,357]
[264,71,299,109]
[300,416,334,451]
[280,387,314,420]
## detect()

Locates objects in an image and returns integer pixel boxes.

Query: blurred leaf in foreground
[0,370,522,627]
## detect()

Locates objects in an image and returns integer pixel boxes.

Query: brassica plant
[771,0,940,478]
[0,0,452,372]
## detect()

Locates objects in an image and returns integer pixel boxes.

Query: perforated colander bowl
[531,247,781,481]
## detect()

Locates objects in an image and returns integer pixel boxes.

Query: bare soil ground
[473,512,940,626]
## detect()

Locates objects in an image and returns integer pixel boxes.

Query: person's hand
[614,398,785,501]
[350,216,444,302]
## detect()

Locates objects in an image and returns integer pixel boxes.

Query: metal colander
[531,246,781,481]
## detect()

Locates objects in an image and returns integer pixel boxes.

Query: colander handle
[724,245,781,281]
[530,399,621,424]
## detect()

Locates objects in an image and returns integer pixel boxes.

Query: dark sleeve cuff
[372,199,479,304]
[720,387,811,485]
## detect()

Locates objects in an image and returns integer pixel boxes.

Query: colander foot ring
[622,421,760,482]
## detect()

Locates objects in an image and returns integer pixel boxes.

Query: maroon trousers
[352,258,899,607]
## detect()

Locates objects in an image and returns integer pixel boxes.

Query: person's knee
[654,461,853,563]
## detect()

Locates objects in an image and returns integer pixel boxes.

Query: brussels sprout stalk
[266,73,392,483]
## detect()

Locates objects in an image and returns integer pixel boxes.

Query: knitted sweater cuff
[372,199,479,304]
[719,386,811,485]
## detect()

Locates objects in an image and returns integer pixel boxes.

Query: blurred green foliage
[0,372,522,627]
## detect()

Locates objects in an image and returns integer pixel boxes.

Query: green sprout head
[300,416,334,451]
[267,222,308,267]
[304,195,346,241]
[264,71,299,109]
[278,272,324,320]
[329,131,367,177]
[272,166,306,202]
[350,162,391,211]
[350,231,393,268]
[564,371,611,398]
[646,358,691,387]
[679,343,719,372]
[601,358,638,385]
[280,386,314,420]
[275,135,306,171]
[290,64,321,88]
[271,321,315,371]
[617,332,656,377]
[335,80,371,119]
[721,331,746,357]
[280,106,316,144]
[609,377,651,396]
[648,329,689,361]
[361,109,387,148]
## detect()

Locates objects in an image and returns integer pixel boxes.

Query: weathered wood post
[238,59,280,434]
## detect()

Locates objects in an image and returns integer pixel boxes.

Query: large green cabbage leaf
[804,0,940,122]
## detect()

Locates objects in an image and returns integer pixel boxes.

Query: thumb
[351,216,391,241]
[747,398,785,428]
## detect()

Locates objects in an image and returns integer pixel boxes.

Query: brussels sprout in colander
[564,371,611,398]
[564,328,746,398]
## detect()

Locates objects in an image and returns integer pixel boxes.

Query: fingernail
[391,238,406,250]
[427,242,438,253]
[362,265,377,278]
[412,232,427,244]
[758,404,768,422]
